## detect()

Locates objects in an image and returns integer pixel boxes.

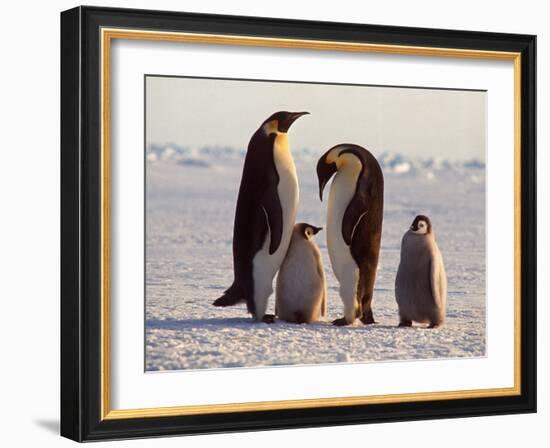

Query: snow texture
[145,146,486,371]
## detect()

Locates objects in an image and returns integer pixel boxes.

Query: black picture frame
[61,5,536,442]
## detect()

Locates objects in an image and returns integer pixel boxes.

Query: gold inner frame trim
[100,27,522,421]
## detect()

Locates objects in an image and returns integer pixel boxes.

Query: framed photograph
[60,6,536,442]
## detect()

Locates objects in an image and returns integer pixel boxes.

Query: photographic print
[61,8,536,440]
[145,75,487,371]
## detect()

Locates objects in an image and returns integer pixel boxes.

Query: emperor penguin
[275,223,327,324]
[395,215,447,328]
[213,111,309,323]
[317,144,384,326]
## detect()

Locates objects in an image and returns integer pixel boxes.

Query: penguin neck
[408,229,434,239]
[337,154,363,178]
[274,132,289,151]
[404,231,435,255]
[272,132,296,176]
[329,157,362,201]
[288,234,312,256]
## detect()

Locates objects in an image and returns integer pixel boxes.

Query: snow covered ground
[145,146,486,371]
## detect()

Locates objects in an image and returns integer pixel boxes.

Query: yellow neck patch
[325,148,362,172]
[262,120,279,135]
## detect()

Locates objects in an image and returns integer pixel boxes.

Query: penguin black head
[262,111,310,134]
[295,222,323,240]
[316,158,336,202]
[410,215,432,235]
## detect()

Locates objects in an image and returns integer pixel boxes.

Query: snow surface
[145,146,486,371]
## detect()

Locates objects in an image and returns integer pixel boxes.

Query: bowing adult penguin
[317,144,384,326]
[214,111,309,323]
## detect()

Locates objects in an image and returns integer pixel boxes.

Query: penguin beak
[279,111,309,132]
[317,153,337,201]
[312,226,323,235]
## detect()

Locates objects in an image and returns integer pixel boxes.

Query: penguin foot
[213,284,244,307]
[398,320,413,327]
[261,314,276,324]
[428,322,442,329]
[213,294,239,307]
[360,314,377,325]
[332,317,351,326]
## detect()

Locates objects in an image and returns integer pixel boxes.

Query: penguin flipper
[339,147,383,245]
[261,184,283,255]
[342,187,369,246]
[430,247,447,309]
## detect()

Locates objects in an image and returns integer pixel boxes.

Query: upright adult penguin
[317,144,384,326]
[214,111,309,322]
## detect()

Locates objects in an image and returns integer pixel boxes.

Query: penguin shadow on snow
[146,317,253,331]
[146,317,402,332]
[311,322,398,332]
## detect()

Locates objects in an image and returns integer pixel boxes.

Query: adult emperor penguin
[317,144,384,326]
[275,223,327,324]
[395,215,447,328]
[213,111,309,323]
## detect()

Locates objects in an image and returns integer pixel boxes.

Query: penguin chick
[275,223,327,324]
[395,215,447,328]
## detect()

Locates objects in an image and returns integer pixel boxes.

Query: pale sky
[146,75,486,160]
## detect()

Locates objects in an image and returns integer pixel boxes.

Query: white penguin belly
[327,171,359,322]
[327,172,358,280]
[252,133,299,318]
[276,241,325,323]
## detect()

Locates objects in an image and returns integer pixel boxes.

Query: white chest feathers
[273,132,299,222]
[326,163,361,280]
